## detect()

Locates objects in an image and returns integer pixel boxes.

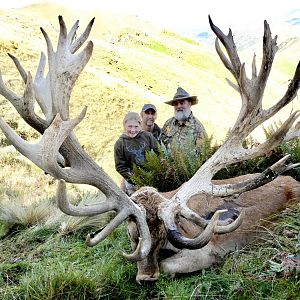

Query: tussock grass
[0,200,53,228]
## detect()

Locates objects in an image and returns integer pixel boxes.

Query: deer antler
[159,16,300,249]
[0,16,151,261]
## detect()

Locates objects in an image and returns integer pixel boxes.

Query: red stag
[0,16,299,283]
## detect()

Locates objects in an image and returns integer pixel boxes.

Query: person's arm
[194,119,208,151]
[149,133,159,154]
[198,121,208,139]
[114,141,133,182]
[160,120,172,147]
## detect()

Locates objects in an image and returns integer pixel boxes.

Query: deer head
[0,16,299,281]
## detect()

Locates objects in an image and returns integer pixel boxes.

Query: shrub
[0,200,53,230]
[131,134,215,192]
[131,124,300,191]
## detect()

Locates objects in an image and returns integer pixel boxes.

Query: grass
[147,40,172,55]
[0,181,299,299]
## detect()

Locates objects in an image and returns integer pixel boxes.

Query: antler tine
[215,209,245,234]
[180,205,209,228]
[34,51,53,121]
[0,68,46,133]
[57,180,116,216]
[58,180,151,262]
[166,209,227,250]
[257,20,278,87]
[251,53,257,79]
[70,17,95,54]
[67,20,79,47]
[209,15,242,79]
[263,61,300,122]
[7,53,27,83]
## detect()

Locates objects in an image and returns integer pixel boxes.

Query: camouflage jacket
[160,113,207,151]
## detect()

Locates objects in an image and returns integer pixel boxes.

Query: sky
[0,0,299,35]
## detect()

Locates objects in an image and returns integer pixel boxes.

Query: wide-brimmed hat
[141,103,157,112]
[165,87,198,106]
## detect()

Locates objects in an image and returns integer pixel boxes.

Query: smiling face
[124,119,142,138]
[173,99,192,121]
[141,109,157,128]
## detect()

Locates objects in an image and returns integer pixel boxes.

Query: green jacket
[161,113,207,151]
[114,131,158,182]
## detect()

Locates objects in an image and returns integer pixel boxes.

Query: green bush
[131,126,300,191]
[131,134,215,192]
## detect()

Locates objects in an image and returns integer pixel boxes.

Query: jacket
[114,131,158,182]
[160,113,207,151]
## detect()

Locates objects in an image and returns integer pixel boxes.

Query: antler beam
[0,16,151,260]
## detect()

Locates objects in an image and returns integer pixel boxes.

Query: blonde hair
[123,112,142,127]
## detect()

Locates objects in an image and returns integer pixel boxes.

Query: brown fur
[129,174,300,281]
[129,188,167,282]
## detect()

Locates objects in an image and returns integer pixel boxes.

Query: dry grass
[0,199,53,228]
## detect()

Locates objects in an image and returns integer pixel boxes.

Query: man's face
[141,109,157,127]
[173,99,192,121]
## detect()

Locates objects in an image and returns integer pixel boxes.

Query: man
[140,103,161,141]
[161,87,207,152]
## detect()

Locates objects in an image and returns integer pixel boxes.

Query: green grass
[0,202,299,299]
[162,30,200,46]
[147,40,172,55]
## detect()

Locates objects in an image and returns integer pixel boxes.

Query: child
[114,112,158,196]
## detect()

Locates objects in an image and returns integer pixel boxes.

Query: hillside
[0,3,299,187]
[0,4,300,299]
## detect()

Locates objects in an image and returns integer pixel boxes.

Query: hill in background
[0,3,299,185]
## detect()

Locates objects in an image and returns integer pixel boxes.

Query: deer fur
[129,174,300,282]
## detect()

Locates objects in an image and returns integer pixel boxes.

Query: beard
[145,119,154,126]
[174,110,190,122]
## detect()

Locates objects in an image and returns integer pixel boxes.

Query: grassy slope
[0,4,300,299]
[1,3,299,184]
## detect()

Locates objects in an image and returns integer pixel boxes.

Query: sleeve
[198,122,208,139]
[160,120,171,147]
[195,120,208,151]
[149,134,159,155]
[114,140,133,182]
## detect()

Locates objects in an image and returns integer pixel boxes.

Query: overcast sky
[1,0,299,35]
